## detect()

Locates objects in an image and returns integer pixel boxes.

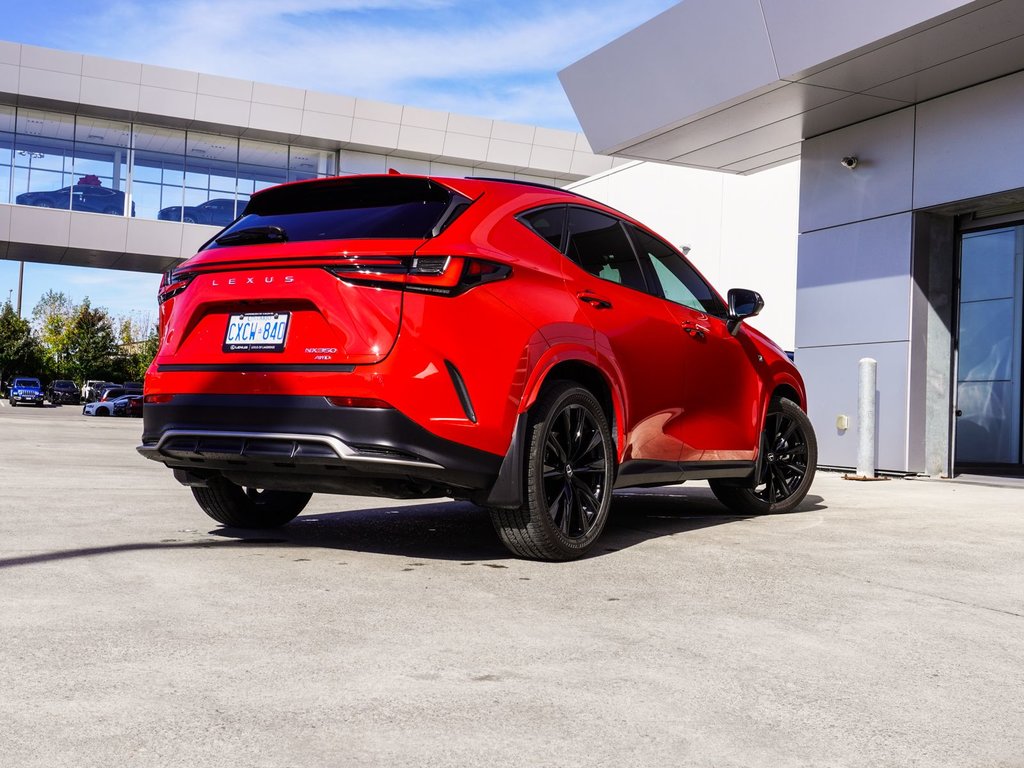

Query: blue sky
[2,0,678,325]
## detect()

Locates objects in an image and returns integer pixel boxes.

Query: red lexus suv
[139,174,816,560]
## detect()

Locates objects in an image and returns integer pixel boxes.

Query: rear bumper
[138,394,503,498]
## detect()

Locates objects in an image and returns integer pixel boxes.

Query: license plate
[223,312,290,352]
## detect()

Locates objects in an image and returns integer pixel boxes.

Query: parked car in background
[113,394,144,417]
[95,383,127,401]
[157,198,238,226]
[84,393,142,417]
[140,174,817,561]
[46,379,80,405]
[9,377,45,407]
[82,399,114,417]
[15,185,134,216]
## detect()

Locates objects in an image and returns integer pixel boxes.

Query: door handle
[577,292,613,310]
[682,321,709,339]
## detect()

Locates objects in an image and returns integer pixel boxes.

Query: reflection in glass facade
[0,105,337,224]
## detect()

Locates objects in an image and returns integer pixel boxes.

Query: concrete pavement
[1,403,1022,767]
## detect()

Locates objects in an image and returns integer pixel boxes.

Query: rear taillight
[158,269,196,304]
[325,256,509,297]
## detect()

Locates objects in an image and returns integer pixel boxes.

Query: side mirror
[727,288,764,336]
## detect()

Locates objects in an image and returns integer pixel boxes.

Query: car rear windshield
[205,176,460,249]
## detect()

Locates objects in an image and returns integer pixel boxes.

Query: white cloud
[62,0,677,129]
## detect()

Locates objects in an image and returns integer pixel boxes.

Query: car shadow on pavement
[0,488,826,570]
[208,485,828,562]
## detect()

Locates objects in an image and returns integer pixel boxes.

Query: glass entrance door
[955,226,1024,467]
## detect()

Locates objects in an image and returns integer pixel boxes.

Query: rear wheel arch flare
[535,361,619,448]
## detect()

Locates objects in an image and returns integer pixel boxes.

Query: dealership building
[563,0,1024,478]
[0,40,625,282]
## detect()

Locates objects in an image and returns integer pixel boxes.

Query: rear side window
[627,225,725,315]
[206,176,461,249]
[519,206,566,251]
[565,207,647,292]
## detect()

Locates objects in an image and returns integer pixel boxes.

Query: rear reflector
[326,396,392,409]
[144,394,175,404]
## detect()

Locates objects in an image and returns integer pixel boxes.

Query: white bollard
[856,358,877,478]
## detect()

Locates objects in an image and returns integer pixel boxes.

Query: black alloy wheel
[541,403,608,538]
[490,382,615,561]
[191,478,311,528]
[710,397,817,515]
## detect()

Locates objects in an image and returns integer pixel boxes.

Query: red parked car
[139,175,816,560]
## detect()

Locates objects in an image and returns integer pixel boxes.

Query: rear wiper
[215,225,288,246]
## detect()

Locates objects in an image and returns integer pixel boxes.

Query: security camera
[840,156,859,170]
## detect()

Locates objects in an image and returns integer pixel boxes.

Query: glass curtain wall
[0,104,337,222]
[1,105,14,205]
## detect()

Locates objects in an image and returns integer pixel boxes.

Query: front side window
[627,224,725,315]
[565,207,647,292]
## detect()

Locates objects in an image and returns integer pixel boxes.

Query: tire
[191,478,311,528]
[490,381,615,561]
[710,397,817,515]
[183,215,197,224]
[9,400,15,408]
[96,407,109,416]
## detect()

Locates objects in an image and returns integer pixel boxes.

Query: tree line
[0,290,159,387]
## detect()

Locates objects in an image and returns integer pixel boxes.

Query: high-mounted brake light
[158,270,196,304]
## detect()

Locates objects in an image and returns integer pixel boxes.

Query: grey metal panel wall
[796,341,911,470]
[760,0,978,78]
[798,108,915,232]
[796,214,914,348]
[914,69,1024,208]
[795,215,915,471]
[797,114,919,472]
